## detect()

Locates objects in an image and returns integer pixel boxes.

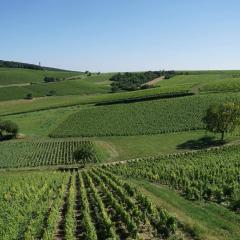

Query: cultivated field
[50,93,240,137]
[0,139,107,168]
[0,170,178,240]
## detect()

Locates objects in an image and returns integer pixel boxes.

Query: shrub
[25,93,33,100]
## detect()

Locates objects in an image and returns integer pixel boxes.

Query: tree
[0,120,19,139]
[25,93,33,100]
[73,144,97,164]
[202,102,240,141]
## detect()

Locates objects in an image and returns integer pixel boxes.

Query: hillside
[0,66,113,101]
[1,67,240,240]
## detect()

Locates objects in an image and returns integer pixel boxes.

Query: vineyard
[50,92,240,137]
[0,170,177,240]
[0,139,105,169]
[106,144,240,212]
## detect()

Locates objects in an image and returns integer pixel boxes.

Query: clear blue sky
[1,0,240,72]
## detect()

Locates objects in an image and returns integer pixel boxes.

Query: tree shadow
[177,136,225,150]
[0,135,15,142]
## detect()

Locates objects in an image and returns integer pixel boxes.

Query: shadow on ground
[177,136,225,150]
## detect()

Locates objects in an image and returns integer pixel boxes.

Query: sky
[1,0,240,72]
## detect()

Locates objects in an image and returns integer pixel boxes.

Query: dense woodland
[110,70,176,91]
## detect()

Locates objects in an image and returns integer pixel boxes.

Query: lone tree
[0,120,19,139]
[202,102,240,142]
[73,144,97,164]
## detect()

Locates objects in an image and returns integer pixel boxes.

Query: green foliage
[203,102,240,140]
[0,171,69,239]
[110,71,175,91]
[43,76,60,83]
[0,169,179,239]
[106,144,240,211]
[0,119,19,138]
[73,144,98,164]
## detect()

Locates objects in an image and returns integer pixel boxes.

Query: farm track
[101,138,240,167]
[144,76,165,86]
[0,83,31,88]
[55,176,72,240]
[2,137,240,173]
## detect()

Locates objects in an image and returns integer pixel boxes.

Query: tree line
[0,60,43,70]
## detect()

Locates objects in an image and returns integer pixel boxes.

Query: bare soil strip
[55,176,72,240]
[144,76,165,86]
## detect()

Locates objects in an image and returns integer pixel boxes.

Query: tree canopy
[73,144,97,164]
[202,102,240,141]
[0,120,19,139]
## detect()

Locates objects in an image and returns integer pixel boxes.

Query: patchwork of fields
[1,68,240,240]
[0,70,113,101]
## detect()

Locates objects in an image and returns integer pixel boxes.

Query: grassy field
[0,67,80,85]
[100,130,223,161]
[50,92,240,137]
[2,106,80,136]
[0,73,113,101]
[156,72,240,94]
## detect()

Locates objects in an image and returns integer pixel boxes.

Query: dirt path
[144,76,165,86]
[95,140,119,160]
[0,83,31,88]
[55,176,72,240]
[75,175,84,239]
[130,179,240,240]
